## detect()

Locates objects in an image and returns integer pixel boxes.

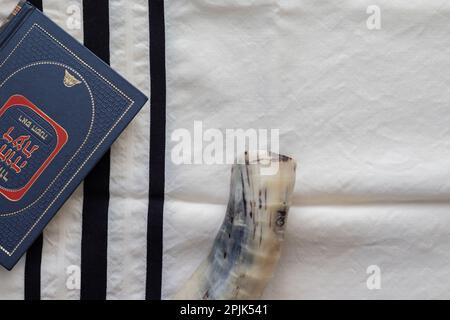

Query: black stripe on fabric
[80,0,110,300]
[24,234,43,300]
[28,0,42,9]
[146,0,166,300]
[24,0,43,302]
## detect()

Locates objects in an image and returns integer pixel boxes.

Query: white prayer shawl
[1,0,450,299]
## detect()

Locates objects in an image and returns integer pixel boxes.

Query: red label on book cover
[0,95,68,202]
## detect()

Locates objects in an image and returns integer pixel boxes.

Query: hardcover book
[0,1,148,270]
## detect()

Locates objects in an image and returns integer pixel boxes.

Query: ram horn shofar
[175,152,297,300]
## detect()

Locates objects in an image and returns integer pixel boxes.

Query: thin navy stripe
[27,0,42,9]
[24,234,42,300]
[80,0,110,300]
[24,0,43,302]
[146,0,166,300]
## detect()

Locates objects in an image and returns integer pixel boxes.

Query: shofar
[175,152,297,300]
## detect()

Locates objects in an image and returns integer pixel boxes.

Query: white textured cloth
[1,0,450,299]
[163,0,450,299]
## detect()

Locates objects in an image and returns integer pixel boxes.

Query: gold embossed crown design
[63,70,81,88]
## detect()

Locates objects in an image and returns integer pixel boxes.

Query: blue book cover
[0,1,148,270]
